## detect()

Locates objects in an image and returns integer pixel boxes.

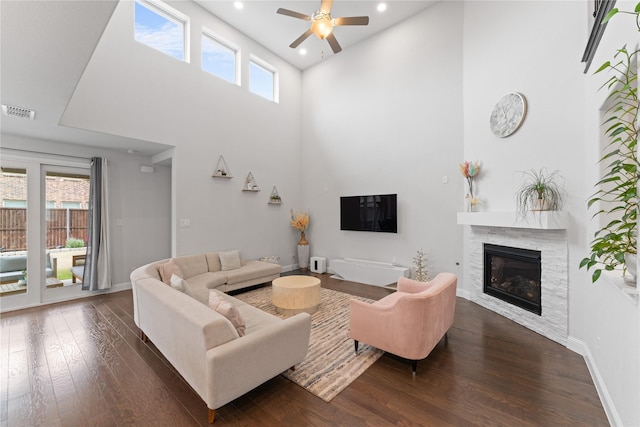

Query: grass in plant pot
[515,168,565,219]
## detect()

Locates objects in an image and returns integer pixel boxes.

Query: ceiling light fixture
[233,2,243,10]
[377,3,387,12]
[310,10,333,39]
[299,48,307,55]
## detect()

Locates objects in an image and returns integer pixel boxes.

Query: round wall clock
[489,92,527,138]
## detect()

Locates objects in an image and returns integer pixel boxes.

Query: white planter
[624,252,637,286]
[531,198,550,211]
[297,244,310,271]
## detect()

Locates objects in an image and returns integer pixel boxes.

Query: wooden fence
[0,208,88,251]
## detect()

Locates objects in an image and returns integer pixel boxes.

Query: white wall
[0,134,171,309]
[462,1,639,425]
[301,1,464,278]
[579,1,640,424]
[61,0,305,264]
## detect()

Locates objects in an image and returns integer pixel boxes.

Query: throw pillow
[158,259,183,285]
[219,250,242,271]
[170,274,193,297]
[208,291,246,337]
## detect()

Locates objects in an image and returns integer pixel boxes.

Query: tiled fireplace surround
[461,213,568,346]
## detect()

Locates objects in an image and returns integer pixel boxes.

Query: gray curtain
[83,157,111,291]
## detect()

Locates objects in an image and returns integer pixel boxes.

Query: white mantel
[457,211,569,230]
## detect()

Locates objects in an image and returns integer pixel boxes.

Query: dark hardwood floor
[1,273,608,426]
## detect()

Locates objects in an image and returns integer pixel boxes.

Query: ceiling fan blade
[276,8,311,21]
[320,0,333,13]
[326,33,342,54]
[290,29,314,48]
[333,16,369,26]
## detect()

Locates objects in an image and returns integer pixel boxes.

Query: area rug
[234,286,383,402]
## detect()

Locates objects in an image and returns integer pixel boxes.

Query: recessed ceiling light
[234,2,243,10]
[377,3,387,12]
[299,49,307,55]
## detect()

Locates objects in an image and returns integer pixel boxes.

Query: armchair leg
[208,409,216,424]
[411,361,418,375]
[354,340,359,354]
[140,330,148,342]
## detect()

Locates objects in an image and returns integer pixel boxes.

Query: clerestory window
[249,55,278,103]
[202,30,239,85]
[134,0,190,62]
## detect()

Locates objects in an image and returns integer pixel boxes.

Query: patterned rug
[234,286,384,402]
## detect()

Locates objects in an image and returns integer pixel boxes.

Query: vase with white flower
[290,209,310,271]
[459,160,481,211]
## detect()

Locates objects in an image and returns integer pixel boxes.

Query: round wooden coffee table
[272,275,321,314]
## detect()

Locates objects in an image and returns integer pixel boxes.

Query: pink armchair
[349,272,457,374]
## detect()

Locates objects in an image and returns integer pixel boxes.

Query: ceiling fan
[276,0,369,54]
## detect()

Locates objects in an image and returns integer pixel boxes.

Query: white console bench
[330,258,409,287]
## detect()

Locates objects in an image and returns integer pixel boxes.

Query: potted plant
[580,4,639,283]
[515,168,565,218]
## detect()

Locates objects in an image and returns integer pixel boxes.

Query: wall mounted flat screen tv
[340,194,397,233]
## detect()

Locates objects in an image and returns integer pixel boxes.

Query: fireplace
[483,244,542,315]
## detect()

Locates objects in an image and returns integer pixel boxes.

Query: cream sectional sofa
[152,251,283,297]
[130,252,311,424]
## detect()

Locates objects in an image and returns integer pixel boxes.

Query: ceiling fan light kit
[277,0,369,55]
[311,11,333,39]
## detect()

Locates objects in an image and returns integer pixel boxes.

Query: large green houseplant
[580,4,640,283]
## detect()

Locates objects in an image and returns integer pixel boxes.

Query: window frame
[201,28,241,86]
[249,54,279,103]
[3,199,26,208]
[134,0,191,63]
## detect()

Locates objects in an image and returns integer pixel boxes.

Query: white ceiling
[195,1,437,70]
[0,0,435,156]
[0,0,176,157]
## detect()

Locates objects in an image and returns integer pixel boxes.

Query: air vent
[2,104,35,120]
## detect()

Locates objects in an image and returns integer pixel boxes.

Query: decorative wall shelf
[268,186,282,204]
[242,172,260,192]
[212,155,232,178]
[457,211,569,230]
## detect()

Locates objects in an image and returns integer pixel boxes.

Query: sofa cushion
[208,291,246,336]
[0,255,27,274]
[186,272,227,290]
[170,274,193,297]
[158,259,182,285]
[236,303,282,335]
[219,250,242,271]
[205,252,222,273]
[173,254,209,279]
[224,260,282,285]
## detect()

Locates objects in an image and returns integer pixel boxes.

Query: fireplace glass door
[483,244,542,315]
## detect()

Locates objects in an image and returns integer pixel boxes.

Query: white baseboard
[281,264,298,273]
[456,288,471,299]
[566,336,621,427]
[111,281,132,292]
